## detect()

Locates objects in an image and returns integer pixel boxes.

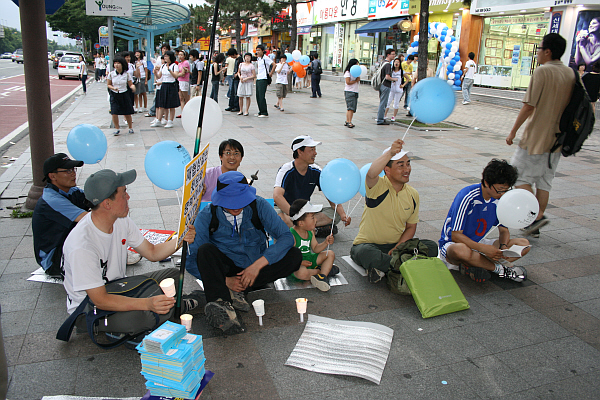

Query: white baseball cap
[292,135,322,151]
[383,147,413,161]
[290,201,323,221]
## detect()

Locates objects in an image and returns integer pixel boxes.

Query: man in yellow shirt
[350,139,438,283]
[401,55,414,110]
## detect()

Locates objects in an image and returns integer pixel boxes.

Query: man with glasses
[439,159,530,283]
[33,153,90,276]
[506,33,576,238]
[201,139,245,202]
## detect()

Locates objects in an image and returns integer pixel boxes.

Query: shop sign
[248,24,258,37]
[273,9,292,31]
[550,11,562,34]
[490,15,547,25]
[258,21,272,37]
[409,0,462,14]
[333,23,344,68]
[199,37,210,51]
[85,0,132,17]
[293,1,314,27]
[298,26,312,34]
[511,45,520,65]
[370,0,409,19]
[313,0,369,25]
[470,0,580,15]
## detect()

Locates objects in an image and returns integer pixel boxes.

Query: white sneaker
[165,121,174,128]
[161,119,167,125]
[150,119,161,127]
[391,117,396,121]
[462,101,470,105]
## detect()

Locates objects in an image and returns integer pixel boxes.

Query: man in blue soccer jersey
[439,159,530,283]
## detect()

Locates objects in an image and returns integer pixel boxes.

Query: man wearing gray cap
[32,153,89,276]
[274,135,351,236]
[61,169,202,336]
[350,140,438,283]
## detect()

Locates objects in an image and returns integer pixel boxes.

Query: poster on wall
[571,10,600,72]
[369,0,409,19]
[313,0,369,25]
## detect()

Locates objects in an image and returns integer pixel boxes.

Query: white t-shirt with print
[465,60,476,79]
[276,62,289,84]
[62,214,145,314]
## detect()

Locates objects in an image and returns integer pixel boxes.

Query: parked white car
[57,54,83,79]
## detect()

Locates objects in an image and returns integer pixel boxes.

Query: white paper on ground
[27,274,63,284]
[341,256,367,276]
[273,273,348,291]
[31,267,46,275]
[285,314,394,384]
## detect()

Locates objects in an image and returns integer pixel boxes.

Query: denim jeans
[377,85,390,124]
[210,81,219,102]
[80,74,87,93]
[225,75,233,97]
[462,78,474,103]
[228,79,240,110]
[311,74,321,97]
[403,81,412,108]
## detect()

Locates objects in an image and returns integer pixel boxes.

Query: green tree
[0,27,23,53]
[179,4,214,43]
[46,0,104,45]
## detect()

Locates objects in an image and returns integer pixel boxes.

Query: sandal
[274,104,279,109]
[237,111,243,115]
[243,113,249,116]
[344,121,349,126]
[280,108,284,112]
[347,123,355,128]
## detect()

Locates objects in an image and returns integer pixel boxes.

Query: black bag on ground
[387,238,430,295]
[56,275,162,349]
[550,68,595,166]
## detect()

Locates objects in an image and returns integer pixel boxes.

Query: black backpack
[550,68,595,167]
[209,200,265,235]
[313,60,322,75]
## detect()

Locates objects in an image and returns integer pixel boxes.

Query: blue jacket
[185,196,294,279]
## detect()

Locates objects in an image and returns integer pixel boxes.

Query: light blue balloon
[411,41,418,47]
[320,158,361,204]
[359,163,385,197]
[286,53,293,62]
[409,77,456,124]
[454,55,460,61]
[454,79,462,86]
[67,124,107,164]
[450,60,456,66]
[440,35,446,42]
[350,65,362,78]
[455,70,463,77]
[299,55,310,66]
[450,37,456,42]
[446,43,452,50]
[144,141,191,190]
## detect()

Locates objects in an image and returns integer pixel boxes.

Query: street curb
[0,78,88,150]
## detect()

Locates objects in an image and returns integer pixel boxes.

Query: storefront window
[478,14,548,89]
[320,25,335,70]
[343,21,376,72]
[306,27,322,58]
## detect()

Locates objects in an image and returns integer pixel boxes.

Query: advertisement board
[313,0,369,25]
[369,0,409,19]
[86,0,132,17]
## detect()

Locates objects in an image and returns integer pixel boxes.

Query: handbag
[56,275,162,349]
[264,59,272,85]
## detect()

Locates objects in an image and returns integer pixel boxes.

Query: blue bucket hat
[211,171,256,209]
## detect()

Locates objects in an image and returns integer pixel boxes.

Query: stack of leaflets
[137,321,207,399]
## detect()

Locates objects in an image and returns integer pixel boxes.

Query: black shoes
[315,225,338,237]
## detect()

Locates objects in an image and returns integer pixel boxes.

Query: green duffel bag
[400,257,470,318]
[387,238,430,296]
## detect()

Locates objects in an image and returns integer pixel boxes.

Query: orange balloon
[292,61,304,74]
[296,68,306,78]
[288,61,294,66]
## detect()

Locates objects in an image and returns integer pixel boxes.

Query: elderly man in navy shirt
[32,153,90,276]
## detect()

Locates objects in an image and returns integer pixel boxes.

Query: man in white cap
[188,171,302,333]
[274,135,351,236]
[61,169,202,338]
[350,139,438,283]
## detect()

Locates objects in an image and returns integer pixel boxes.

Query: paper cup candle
[159,278,176,297]
[296,298,308,323]
[180,314,193,332]
[252,299,265,326]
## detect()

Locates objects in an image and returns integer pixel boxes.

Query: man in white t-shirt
[462,52,477,105]
[62,169,202,336]
[255,44,274,117]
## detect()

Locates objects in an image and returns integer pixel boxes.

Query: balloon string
[325,203,337,256]
[402,117,417,141]
[348,197,363,217]
[482,224,498,240]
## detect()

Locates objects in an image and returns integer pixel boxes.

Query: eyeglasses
[223,151,242,158]
[56,168,77,174]
[492,184,512,194]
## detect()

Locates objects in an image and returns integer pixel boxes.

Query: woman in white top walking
[384,58,404,121]
[78,55,88,94]
[236,52,256,116]
[462,52,477,105]
[151,50,180,128]
[107,56,136,135]
[343,59,361,128]
[133,50,148,113]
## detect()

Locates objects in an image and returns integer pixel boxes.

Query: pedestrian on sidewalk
[78,55,88,94]
[384,58,404,121]
[255,45,274,117]
[189,50,203,98]
[582,60,600,111]
[309,54,322,98]
[462,52,477,105]
[275,55,292,112]
[506,33,576,238]
[146,43,170,118]
[225,49,242,113]
[98,52,106,82]
[225,48,237,98]
[210,53,226,103]
[107,56,135,135]
[343,58,361,128]
[133,50,148,112]
[94,53,101,82]
[177,50,191,115]
[376,48,396,125]
[152,51,180,128]
[236,53,256,116]
[402,55,414,110]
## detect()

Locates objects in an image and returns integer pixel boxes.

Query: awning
[355,17,406,34]
[12,0,65,15]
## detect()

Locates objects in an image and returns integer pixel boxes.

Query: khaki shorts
[276,83,287,98]
[511,146,561,192]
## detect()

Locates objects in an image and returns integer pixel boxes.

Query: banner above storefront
[293,1,314,27]
[472,0,600,15]
[313,0,369,25]
[409,0,464,14]
[369,0,409,19]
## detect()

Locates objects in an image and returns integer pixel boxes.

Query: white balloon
[181,96,223,141]
[447,79,454,85]
[448,72,455,80]
[451,44,459,52]
[496,189,540,229]
[447,29,454,36]
[444,56,451,63]
[360,65,368,78]
[444,36,452,43]
[448,52,456,59]
[456,61,462,66]
[430,27,437,36]
[453,64,460,71]
[438,23,447,30]
[413,35,419,41]
[292,50,301,61]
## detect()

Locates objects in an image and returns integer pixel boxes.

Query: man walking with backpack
[310,54,323,98]
[376,48,397,125]
[506,33,575,238]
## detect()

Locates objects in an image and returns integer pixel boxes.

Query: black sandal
[347,123,355,128]
[344,121,349,126]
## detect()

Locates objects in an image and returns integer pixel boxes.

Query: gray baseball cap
[84,169,137,206]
